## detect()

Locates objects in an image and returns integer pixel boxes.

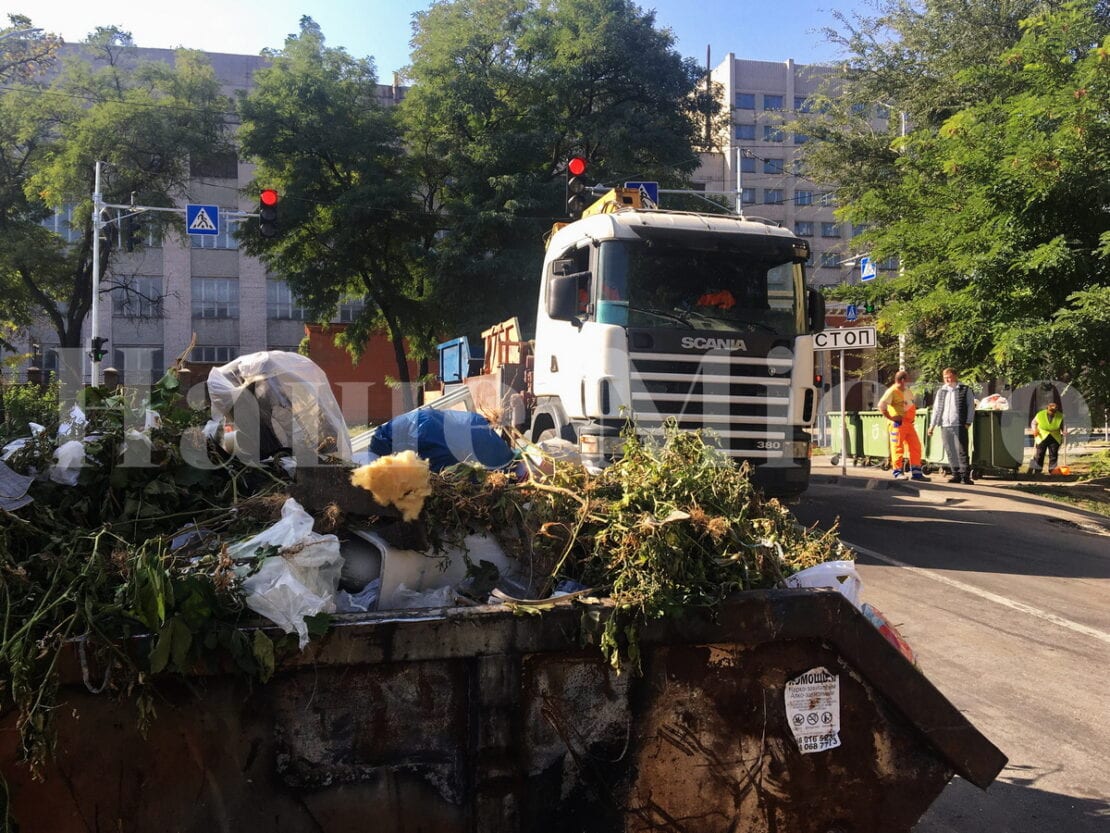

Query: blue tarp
[369,409,514,472]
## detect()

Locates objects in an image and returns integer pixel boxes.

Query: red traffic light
[260,188,279,207]
[567,157,587,177]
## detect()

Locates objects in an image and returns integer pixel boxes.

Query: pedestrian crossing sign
[186,204,220,236]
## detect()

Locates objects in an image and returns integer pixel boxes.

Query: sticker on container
[784,666,841,754]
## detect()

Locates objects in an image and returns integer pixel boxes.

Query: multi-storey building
[694,55,897,288]
[27,46,406,404]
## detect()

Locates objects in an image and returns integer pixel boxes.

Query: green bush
[1,377,60,441]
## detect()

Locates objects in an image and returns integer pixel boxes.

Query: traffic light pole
[87,160,263,384]
[91,161,103,386]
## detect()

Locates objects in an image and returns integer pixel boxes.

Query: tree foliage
[399,0,711,337]
[802,1,1109,410]
[237,18,433,404]
[0,25,230,354]
[0,14,60,82]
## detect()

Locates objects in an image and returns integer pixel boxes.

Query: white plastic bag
[207,351,351,462]
[785,560,863,608]
[49,440,86,486]
[233,498,343,649]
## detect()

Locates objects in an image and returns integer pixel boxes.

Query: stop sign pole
[813,326,878,476]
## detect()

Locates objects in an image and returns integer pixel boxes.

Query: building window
[851,102,869,117]
[763,189,784,205]
[190,151,239,179]
[879,256,900,271]
[740,155,756,173]
[795,95,812,113]
[820,252,842,268]
[821,222,840,238]
[736,93,756,109]
[875,104,891,120]
[338,296,367,323]
[796,190,813,206]
[763,125,784,142]
[763,158,784,174]
[820,192,838,207]
[192,278,239,319]
[191,345,237,364]
[267,280,306,320]
[793,159,807,176]
[794,221,814,237]
[112,346,165,385]
[851,223,867,238]
[735,123,756,141]
[190,218,240,250]
[112,276,163,318]
[41,203,83,244]
[794,132,809,144]
[741,188,756,205]
[763,94,784,111]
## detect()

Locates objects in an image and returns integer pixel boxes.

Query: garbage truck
[443,188,826,499]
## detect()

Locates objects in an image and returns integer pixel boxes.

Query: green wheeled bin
[827,411,863,466]
[970,410,1025,478]
[859,410,892,468]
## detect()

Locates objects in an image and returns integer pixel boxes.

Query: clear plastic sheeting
[207,351,352,464]
[230,497,344,649]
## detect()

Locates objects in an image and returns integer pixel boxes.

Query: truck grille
[628,350,792,459]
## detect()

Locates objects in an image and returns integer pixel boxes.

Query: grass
[1000,445,1110,518]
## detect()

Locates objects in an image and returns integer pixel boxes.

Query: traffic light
[259,188,279,238]
[565,157,589,218]
[90,336,108,363]
[122,215,143,252]
[864,301,875,314]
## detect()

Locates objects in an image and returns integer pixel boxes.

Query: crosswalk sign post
[186,204,220,236]
[860,256,877,282]
[845,304,858,322]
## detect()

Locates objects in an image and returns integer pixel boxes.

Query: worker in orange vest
[877,370,927,480]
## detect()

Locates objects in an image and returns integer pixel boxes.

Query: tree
[801,1,1109,413]
[237,18,432,409]
[399,0,710,338]
[0,14,59,82]
[0,25,230,356]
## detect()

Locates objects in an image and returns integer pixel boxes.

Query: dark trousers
[940,425,970,476]
[1034,436,1060,471]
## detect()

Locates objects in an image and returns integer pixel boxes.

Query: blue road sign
[186,204,220,236]
[624,181,659,208]
[845,304,858,322]
[860,256,877,282]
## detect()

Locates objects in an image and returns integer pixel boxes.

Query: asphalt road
[791,460,1110,833]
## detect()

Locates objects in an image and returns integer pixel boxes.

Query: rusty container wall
[0,591,1006,832]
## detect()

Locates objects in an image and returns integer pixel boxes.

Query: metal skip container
[1,591,1007,833]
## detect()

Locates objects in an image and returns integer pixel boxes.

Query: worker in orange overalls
[876,370,927,480]
[696,289,736,310]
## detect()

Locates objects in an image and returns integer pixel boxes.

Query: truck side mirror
[807,287,826,333]
[552,258,578,277]
[547,273,582,321]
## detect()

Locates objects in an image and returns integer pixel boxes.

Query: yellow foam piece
[350,451,432,521]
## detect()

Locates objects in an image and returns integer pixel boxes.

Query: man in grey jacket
[927,368,977,484]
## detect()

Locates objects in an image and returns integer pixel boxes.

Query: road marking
[843,541,1110,646]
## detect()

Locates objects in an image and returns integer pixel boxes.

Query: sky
[4,0,871,78]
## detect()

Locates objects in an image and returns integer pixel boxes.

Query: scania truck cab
[530,197,825,499]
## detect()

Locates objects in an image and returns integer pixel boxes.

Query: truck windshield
[596,239,802,335]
